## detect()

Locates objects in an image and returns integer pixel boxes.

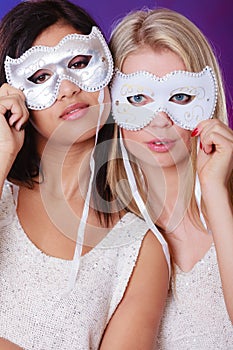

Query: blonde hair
[110,7,227,122]
[107,7,233,224]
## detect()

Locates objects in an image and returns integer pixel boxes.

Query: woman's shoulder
[99,211,150,249]
[102,226,169,348]
[101,211,170,274]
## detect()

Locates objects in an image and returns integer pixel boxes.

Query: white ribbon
[119,130,171,278]
[66,89,104,293]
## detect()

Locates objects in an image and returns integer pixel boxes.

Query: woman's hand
[0,83,29,159]
[195,119,233,191]
[0,84,29,195]
[194,119,233,321]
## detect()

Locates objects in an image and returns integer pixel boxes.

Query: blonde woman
[109,8,233,349]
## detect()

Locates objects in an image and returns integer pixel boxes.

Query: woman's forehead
[32,23,80,47]
[122,47,185,77]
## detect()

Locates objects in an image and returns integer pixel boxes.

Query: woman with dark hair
[0,1,170,349]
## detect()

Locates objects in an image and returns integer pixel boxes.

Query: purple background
[1,0,232,127]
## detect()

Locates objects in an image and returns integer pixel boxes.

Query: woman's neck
[140,159,194,232]
[35,134,95,200]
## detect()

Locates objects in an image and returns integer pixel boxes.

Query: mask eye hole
[127,94,153,106]
[28,69,52,84]
[169,93,194,105]
[68,55,92,70]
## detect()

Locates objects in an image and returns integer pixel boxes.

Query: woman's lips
[146,138,176,152]
[60,103,89,121]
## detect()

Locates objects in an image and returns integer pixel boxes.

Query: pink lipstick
[60,103,89,121]
[146,138,175,152]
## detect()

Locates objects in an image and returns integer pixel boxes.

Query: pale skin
[0,24,169,348]
[120,45,233,322]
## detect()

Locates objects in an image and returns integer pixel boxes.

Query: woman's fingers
[0,84,29,156]
[194,119,233,187]
[0,86,29,131]
[196,119,233,154]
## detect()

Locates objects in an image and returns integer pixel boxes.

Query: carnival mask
[5,26,113,110]
[111,66,217,130]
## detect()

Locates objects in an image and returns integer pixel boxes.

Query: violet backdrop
[1,0,232,127]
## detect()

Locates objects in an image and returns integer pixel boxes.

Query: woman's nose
[57,79,81,100]
[148,111,173,128]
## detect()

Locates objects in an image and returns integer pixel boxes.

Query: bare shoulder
[119,228,169,326]
[139,229,168,265]
[0,338,23,350]
[99,229,169,349]
[127,229,169,298]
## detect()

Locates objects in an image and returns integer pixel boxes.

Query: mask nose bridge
[56,77,81,103]
[143,76,168,116]
[56,63,82,95]
[149,90,169,119]
[147,84,173,127]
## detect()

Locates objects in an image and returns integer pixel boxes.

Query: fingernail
[191,127,199,137]
[200,141,203,150]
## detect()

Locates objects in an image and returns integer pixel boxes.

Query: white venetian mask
[111,66,217,130]
[4,26,113,110]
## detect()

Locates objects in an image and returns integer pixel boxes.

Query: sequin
[0,182,149,349]
[156,244,233,349]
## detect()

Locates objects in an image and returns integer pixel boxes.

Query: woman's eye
[28,70,51,84]
[69,55,92,70]
[169,93,194,105]
[127,94,152,106]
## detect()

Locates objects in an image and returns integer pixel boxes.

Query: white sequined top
[0,182,150,350]
[157,243,233,349]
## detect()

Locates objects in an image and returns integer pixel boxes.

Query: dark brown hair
[0,0,115,224]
